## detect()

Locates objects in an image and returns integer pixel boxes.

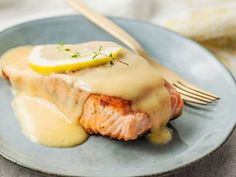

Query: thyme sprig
[91,46,128,65]
[57,41,80,58]
[57,42,128,65]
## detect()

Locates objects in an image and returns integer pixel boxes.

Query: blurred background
[1,0,236,77]
[0,1,236,177]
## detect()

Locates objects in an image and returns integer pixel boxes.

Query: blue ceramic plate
[0,16,235,177]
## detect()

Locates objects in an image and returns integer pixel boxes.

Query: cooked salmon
[81,82,183,140]
[0,44,183,141]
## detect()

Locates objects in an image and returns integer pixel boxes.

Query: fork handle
[65,0,175,80]
[65,0,152,62]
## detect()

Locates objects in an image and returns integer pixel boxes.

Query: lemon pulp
[28,45,121,74]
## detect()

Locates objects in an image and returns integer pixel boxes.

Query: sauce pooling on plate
[1,41,175,146]
[13,93,88,147]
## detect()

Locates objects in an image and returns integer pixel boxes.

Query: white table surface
[0,1,235,177]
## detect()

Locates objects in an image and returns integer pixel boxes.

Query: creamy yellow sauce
[0,41,174,146]
[12,92,88,147]
[1,46,90,124]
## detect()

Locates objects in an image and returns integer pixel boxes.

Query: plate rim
[0,15,235,177]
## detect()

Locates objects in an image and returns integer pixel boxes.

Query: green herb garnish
[71,54,78,58]
[57,43,127,65]
[110,60,114,65]
[57,41,80,58]
[91,46,128,65]
[58,41,64,47]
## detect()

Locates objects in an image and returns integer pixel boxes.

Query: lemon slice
[28,45,121,74]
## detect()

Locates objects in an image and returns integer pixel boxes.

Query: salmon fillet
[0,45,183,141]
[81,83,183,140]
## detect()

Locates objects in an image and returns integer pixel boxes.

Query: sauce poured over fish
[0,41,183,147]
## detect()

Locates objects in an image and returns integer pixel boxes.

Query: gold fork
[65,0,220,105]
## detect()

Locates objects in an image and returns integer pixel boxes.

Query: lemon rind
[28,47,121,75]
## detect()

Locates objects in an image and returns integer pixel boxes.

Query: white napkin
[83,0,236,74]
